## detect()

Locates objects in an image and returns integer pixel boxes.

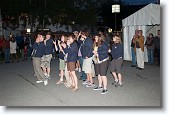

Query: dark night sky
[121,0,158,5]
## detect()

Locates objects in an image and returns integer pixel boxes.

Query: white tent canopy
[122,3,160,62]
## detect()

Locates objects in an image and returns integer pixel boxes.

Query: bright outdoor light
[112,4,120,31]
[112,5,120,13]
[27,28,31,33]
[108,28,112,33]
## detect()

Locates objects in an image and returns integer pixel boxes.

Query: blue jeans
[131,47,136,65]
[147,49,154,64]
[5,48,10,63]
[79,56,87,80]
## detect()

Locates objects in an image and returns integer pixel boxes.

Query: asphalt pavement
[0,58,161,106]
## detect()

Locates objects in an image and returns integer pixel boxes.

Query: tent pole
[115,13,116,31]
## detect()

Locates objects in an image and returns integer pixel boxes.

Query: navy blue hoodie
[80,37,93,58]
[64,41,78,62]
[110,43,123,59]
[44,38,54,55]
[97,41,109,61]
[31,41,45,57]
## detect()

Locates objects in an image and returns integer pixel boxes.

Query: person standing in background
[136,30,145,70]
[109,35,124,87]
[41,32,54,79]
[3,36,10,63]
[10,37,18,62]
[145,33,155,65]
[130,30,138,67]
[154,30,160,66]
[32,33,48,85]
[80,30,95,87]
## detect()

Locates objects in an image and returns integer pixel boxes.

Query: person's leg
[46,54,52,77]
[101,60,109,89]
[32,57,38,79]
[71,71,78,90]
[82,58,90,84]
[102,76,107,90]
[4,49,7,62]
[33,58,44,81]
[15,53,18,62]
[147,49,151,64]
[64,63,72,87]
[111,60,118,83]
[69,71,75,87]
[7,49,10,62]
[79,57,86,80]
[42,67,47,75]
[140,49,144,69]
[136,48,144,69]
[58,59,65,82]
[35,58,48,84]
[75,60,80,71]
[117,73,122,85]
[150,49,154,64]
[11,54,14,62]
[98,75,102,87]
[88,57,94,84]
[47,67,51,76]
[131,47,136,66]
[116,58,123,86]
[112,72,118,81]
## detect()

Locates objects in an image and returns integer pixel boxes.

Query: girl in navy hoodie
[53,35,68,84]
[109,35,124,87]
[93,34,109,94]
[62,35,79,91]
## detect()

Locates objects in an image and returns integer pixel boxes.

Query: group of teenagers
[31,30,123,94]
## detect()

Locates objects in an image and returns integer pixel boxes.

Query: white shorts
[82,57,93,73]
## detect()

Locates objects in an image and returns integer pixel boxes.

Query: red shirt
[24,48,28,54]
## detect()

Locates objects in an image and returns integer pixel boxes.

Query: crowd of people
[0,29,160,95]
[130,29,160,69]
[31,30,123,94]
[0,34,35,63]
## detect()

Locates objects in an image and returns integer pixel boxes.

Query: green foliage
[0,0,97,28]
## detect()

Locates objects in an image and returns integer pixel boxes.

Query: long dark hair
[93,34,104,48]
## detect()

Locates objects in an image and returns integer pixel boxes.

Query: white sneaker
[44,80,48,85]
[36,80,43,83]
[82,81,89,85]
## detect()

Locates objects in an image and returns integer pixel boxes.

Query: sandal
[72,87,79,92]
[56,80,63,84]
[69,85,75,89]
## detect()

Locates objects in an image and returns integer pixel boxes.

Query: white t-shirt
[10,41,17,54]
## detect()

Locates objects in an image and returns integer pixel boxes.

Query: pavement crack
[17,74,39,88]
[16,74,64,104]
